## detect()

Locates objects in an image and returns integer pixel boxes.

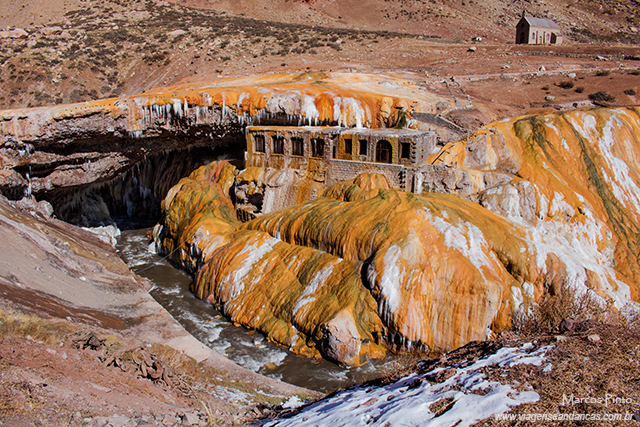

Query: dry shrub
[512,283,611,336]
[478,322,640,426]
[0,310,74,345]
[557,80,574,89]
[364,355,420,389]
[575,86,585,93]
[588,91,616,103]
[0,380,43,420]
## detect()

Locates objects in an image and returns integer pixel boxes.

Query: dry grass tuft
[589,91,616,103]
[368,355,420,388]
[557,80,575,89]
[478,322,640,426]
[512,283,612,336]
[0,310,75,345]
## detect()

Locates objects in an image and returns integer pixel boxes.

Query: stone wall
[326,159,421,192]
[246,126,436,193]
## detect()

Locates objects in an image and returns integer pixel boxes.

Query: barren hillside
[0,0,638,120]
[172,0,640,43]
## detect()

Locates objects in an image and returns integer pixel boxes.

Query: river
[116,227,409,393]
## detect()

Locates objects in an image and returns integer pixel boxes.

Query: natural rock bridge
[0,72,463,224]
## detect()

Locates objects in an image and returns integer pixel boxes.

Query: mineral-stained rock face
[0,72,452,218]
[157,161,542,363]
[155,107,640,367]
[155,162,387,365]
[425,107,640,307]
[240,178,539,355]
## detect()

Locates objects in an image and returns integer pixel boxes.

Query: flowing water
[116,227,409,393]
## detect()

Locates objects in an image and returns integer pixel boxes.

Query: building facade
[246,126,438,192]
[515,12,563,45]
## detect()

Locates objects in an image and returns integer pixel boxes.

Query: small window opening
[344,139,352,155]
[292,137,304,156]
[359,139,368,155]
[254,135,265,153]
[311,138,324,158]
[273,136,284,154]
[400,142,411,159]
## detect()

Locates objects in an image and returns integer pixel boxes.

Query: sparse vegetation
[595,69,610,77]
[624,88,637,96]
[588,91,616,103]
[512,282,613,336]
[557,80,574,89]
[0,310,74,345]
[575,86,585,93]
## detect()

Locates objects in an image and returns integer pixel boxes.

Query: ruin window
[292,137,304,156]
[344,139,352,155]
[400,142,411,159]
[376,140,392,163]
[273,136,284,154]
[332,145,337,159]
[359,139,368,155]
[254,135,265,153]
[311,138,324,158]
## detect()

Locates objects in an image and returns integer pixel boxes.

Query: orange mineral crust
[0,72,447,142]
[154,107,640,367]
[434,107,640,303]
[157,164,534,364]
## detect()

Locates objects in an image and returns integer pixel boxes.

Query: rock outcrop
[423,107,640,307]
[155,162,535,364]
[0,72,451,207]
[154,107,640,367]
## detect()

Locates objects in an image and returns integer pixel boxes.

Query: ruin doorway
[376,140,392,163]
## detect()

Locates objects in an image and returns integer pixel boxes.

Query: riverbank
[0,195,315,426]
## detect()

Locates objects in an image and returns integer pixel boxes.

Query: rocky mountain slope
[175,0,640,43]
[0,195,312,426]
[0,0,638,118]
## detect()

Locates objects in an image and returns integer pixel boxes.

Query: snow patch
[266,343,552,427]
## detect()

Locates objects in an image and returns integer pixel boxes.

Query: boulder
[0,28,28,39]
[320,310,364,366]
[41,26,63,36]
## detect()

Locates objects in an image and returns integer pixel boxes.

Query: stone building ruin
[246,126,438,193]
